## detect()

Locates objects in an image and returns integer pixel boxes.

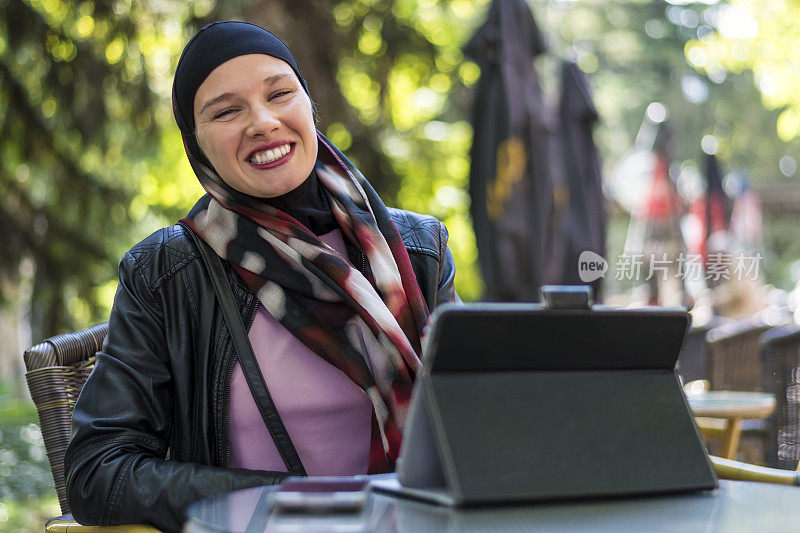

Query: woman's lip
[246,141,293,161]
[247,143,295,169]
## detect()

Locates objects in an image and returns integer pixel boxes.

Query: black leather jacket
[64,205,457,532]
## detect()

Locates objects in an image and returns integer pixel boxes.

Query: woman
[64,21,457,532]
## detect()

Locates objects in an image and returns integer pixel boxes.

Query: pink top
[228,229,373,475]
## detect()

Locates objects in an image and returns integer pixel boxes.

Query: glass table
[184,479,800,533]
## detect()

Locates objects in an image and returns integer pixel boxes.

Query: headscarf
[173,21,430,470]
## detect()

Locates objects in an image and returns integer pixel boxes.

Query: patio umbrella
[687,154,731,263]
[620,116,689,306]
[704,153,732,245]
[557,60,606,297]
[641,122,682,224]
[464,0,555,302]
[729,175,762,252]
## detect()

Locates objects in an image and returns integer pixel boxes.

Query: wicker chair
[23,323,159,532]
[676,323,714,385]
[760,324,800,470]
[706,319,772,392]
[696,320,773,463]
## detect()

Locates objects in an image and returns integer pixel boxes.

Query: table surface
[184,479,800,533]
[686,391,776,419]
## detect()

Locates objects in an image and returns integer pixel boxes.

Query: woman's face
[194,54,318,198]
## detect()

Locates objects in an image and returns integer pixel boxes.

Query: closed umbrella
[558,60,606,297]
[464,0,554,302]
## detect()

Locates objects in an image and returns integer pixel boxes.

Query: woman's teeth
[250,144,291,164]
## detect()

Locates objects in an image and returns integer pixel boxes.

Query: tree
[1,0,164,341]
[687,0,800,143]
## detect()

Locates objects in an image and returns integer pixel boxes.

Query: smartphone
[268,477,369,514]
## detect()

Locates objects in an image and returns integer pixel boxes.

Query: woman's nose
[245,105,280,137]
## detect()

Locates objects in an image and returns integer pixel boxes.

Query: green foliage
[0,495,61,532]
[1,0,165,339]
[537,2,800,291]
[687,0,800,142]
[0,382,59,530]
[537,2,797,185]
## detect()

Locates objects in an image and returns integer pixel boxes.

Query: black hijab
[172,21,336,235]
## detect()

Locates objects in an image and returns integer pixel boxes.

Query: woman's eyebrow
[264,73,292,86]
[199,93,234,116]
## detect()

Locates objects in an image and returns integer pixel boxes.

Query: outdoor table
[183,479,800,532]
[686,391,776,460]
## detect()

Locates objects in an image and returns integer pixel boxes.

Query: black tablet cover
[384,304,717,506]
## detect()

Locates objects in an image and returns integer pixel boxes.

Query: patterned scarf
[181,132,430,468]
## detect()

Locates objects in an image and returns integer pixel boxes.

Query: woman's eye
[269,89,293,101]
[213,108,237,119]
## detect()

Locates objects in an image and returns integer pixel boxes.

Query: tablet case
[373,303,717,505]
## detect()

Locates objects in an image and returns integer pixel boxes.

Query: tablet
[372,303,716,506]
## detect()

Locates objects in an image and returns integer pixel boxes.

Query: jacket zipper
[218,289,259,467]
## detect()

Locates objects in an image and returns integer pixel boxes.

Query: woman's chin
[234,177,305,199]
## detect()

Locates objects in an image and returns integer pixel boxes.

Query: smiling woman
[63,21,458,533]
[194,54,318,198]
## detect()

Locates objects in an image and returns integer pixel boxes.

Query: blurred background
[2,0,800,528]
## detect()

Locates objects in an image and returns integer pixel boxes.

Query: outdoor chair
[697,319,773,463]
[23,322,159,532]
[706,319,772,392]
[760,324,800,470]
